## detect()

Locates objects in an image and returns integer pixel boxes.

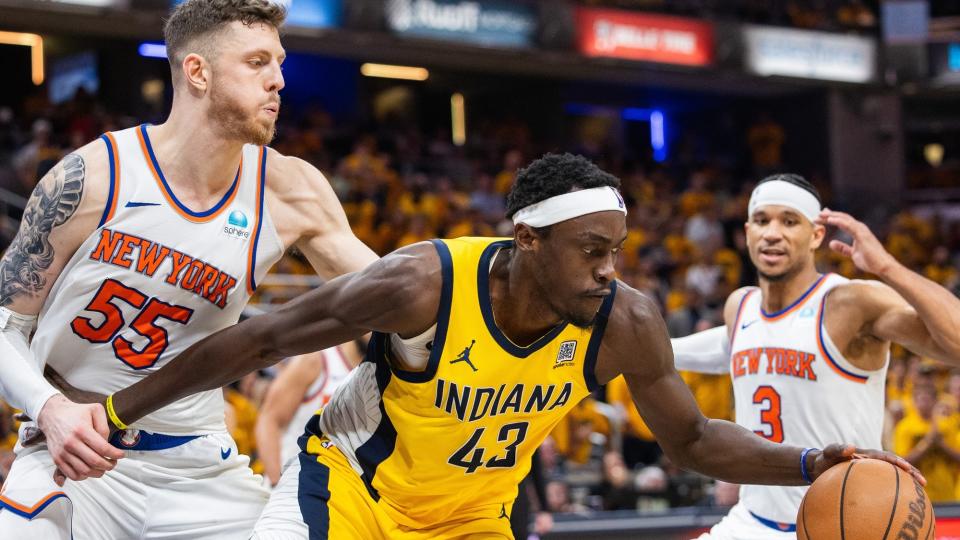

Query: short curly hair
[505,153,621,219]
[164,0,286,83]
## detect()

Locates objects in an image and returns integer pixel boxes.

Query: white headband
[748,180,821,223]
[512,186,627,227]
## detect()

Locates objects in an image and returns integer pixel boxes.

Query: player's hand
[34,394,124,485]
[812,444,925,486]
[533,511,554,535]
[817,209,899,277]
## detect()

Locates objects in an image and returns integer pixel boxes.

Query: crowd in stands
[3,87,960,517]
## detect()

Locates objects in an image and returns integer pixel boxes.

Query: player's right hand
[812,444,925,486]
[35,394,124,484]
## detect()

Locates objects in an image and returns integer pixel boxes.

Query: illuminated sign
[386,0,536,48]
[576,7,713,66]
[743,25,876,83]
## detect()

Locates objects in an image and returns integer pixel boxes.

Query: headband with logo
[512,186,627,227]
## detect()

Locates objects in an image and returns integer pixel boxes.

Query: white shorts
[251,456,308,540]
[0,430,269,539]
[696,502,797,540]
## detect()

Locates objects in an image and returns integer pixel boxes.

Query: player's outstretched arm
[0,143,124,482]
[269,153,379,279]
[818,209,960,364]
[597,285,923,486]
[111,241,442,426]
[671,287,753,374]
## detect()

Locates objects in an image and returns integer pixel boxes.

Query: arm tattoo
[0,153,85,306]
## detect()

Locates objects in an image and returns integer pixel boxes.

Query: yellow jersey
[301,237,616,528]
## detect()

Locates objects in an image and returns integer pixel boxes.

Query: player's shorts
[253,439,514,540]
[696,502,796,540]
[0,429,269,539]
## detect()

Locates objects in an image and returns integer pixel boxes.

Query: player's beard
[757,254,806,283]
[208,82,276,146]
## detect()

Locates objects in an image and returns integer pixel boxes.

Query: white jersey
[730,273,887,527]
[31,124,283,435]
[280,346,354,464]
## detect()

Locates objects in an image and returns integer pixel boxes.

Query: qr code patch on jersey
[556,340,577,365]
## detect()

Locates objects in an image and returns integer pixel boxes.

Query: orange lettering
[135,241,170,277]
[110,234,140,269]
[165,251,193,285]
[90,229,122,262]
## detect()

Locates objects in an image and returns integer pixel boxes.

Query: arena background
[4,0,960,537]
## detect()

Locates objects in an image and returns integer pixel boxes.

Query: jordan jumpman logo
[450,340,478,371]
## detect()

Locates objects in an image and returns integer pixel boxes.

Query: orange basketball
[797,458,934,539]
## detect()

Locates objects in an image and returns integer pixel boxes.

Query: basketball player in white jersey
[0,1,377,537]
[671,174,960,538]
[255,341,362,486]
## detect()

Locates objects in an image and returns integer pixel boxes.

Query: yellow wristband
[105,394,127,430]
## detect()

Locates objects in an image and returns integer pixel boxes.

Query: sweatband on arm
[0,307,60,420]
[671,325,731,374]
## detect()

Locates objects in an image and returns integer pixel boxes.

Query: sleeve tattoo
[0,153,85,306]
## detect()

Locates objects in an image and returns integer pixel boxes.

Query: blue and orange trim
[729,288,757,346]
[816,292,869,384]
[749,510,796,532]
[136,124,241,223]
[246,146,267,295]
[759,274,828,322]
[0,491,68,520]
[97,132,120,227]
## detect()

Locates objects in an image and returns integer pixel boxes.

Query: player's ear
[182,53,210,94]
[514,223,539,252]
[811,222,826,250]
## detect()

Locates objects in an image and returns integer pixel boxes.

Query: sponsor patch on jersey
[555,340,577,367]
[798,307,815,319]
[222,210,251,240]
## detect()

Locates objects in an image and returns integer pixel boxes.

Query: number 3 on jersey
[71,278,194,369]
[752,385,784,443]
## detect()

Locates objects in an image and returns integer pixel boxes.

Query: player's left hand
[812,444,925,486]
[817,209,899,277]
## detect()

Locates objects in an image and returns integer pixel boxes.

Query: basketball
[797,458,934,539]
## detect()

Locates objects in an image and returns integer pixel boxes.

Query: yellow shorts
[298,440,515,540]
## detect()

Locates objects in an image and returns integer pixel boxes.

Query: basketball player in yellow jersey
[65,154,919,539]
[0,1,377,537]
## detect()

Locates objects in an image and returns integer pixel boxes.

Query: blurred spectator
[469,173,505,222]
[606,375,662,468]
[546,480,575,513]
[600,451,640,510]
[894,383,960,502]
[13,118,60,195]
[494,149,523,195]
[552,398,611,466]
[747,113,785,174]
